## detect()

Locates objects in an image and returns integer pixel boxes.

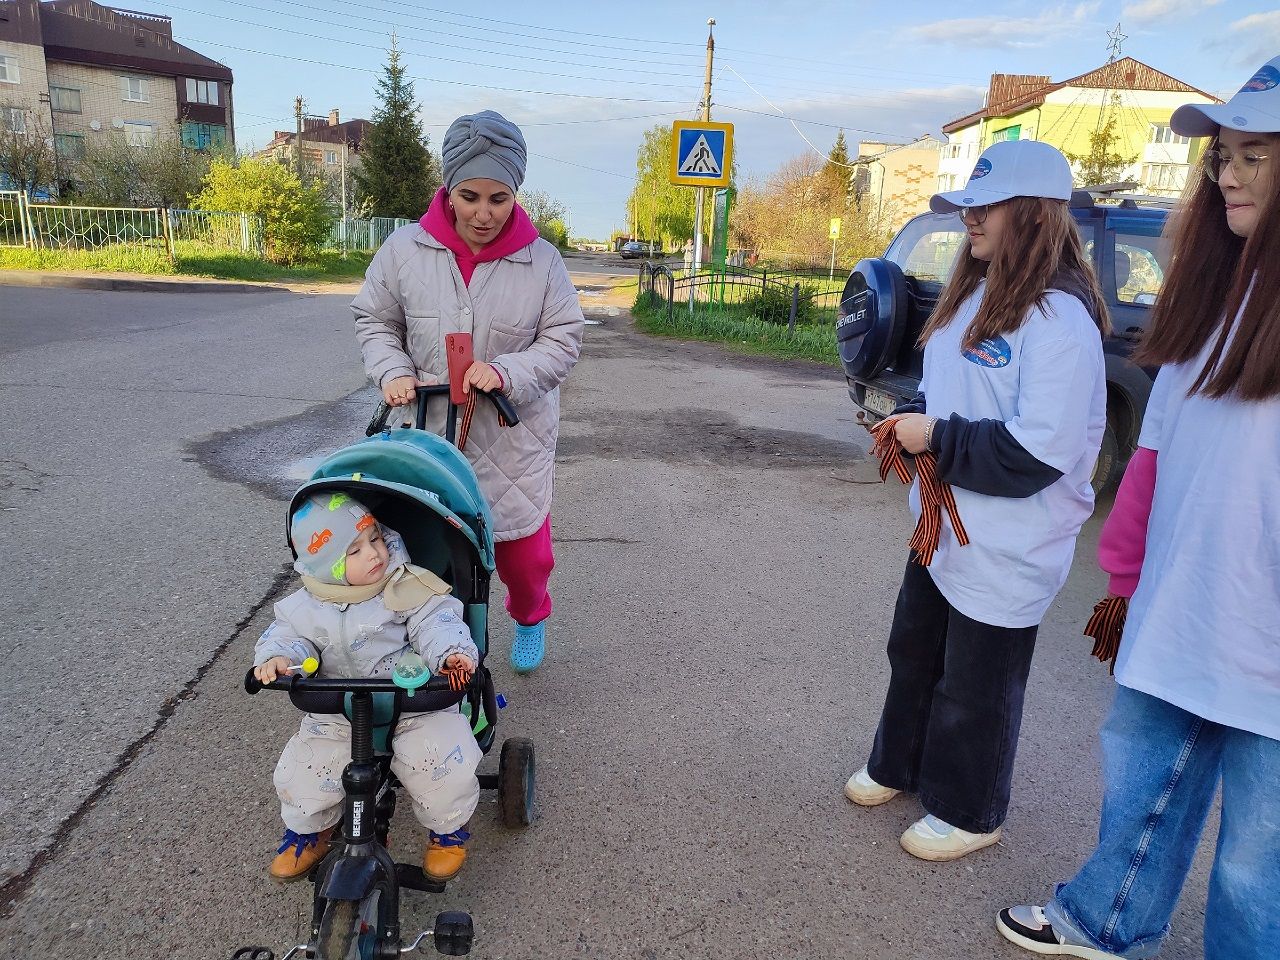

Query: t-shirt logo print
[1241,65,1279,93]
[969,158,993,181]
[962,336,1012,368]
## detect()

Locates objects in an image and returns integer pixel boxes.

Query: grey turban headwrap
[442,110,527,193]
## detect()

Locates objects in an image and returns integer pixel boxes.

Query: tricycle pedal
[395,861,446,893]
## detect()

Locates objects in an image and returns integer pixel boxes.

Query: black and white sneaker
[996,906,1120,959]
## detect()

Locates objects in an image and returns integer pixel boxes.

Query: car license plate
[863,387,898,418]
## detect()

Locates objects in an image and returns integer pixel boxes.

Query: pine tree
[353,38,439,219]
[820,131,852,210]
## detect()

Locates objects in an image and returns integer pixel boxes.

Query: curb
[0,271,292,294]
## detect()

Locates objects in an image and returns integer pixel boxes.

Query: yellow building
[851,135,943,233]
[939,58,1220,198]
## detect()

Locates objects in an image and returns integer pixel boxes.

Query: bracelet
[923,417,938,451]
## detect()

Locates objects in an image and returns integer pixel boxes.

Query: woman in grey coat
[352,110,585,673]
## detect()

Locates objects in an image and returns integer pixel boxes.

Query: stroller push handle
[366,383,520,438]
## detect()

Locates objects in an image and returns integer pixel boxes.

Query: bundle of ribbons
[456,391,508,451]
[868,416,969,566]
[1084,595,1128,674]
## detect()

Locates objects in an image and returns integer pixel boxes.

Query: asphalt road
[0,283,1214,959]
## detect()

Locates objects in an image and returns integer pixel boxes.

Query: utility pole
[340,139,348,257]
[691,18,715,276]
[294,95,304,180]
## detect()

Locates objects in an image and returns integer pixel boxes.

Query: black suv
[837,190,1170,492]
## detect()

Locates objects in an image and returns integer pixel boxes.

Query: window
[991,124,1022,143]
[125,121,155,145]
[1142,162,1189,193]
[50,86,82,114]
[55,133,85,160]
[181,121,227,150]
[121,75,149,102]
[1,106,26,134]
[883,214,968,284]
[325,149,337,164]
[0,54,18,84]
[1148,123,1190,146]
[184,78,219,106]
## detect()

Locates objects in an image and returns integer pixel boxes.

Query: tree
[194,156,333,264]
[625,124,695,249]
[819,130,852,209]
[0,103,56,195]
[1067,94,1138,187]
[519,189,569,246]
[71,125,216,208]
[353,38,439,219]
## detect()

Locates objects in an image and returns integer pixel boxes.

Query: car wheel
[1091,413,1121,497]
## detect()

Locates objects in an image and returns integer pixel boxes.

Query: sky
[147,0,1280,238]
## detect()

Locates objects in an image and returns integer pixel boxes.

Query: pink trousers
[493,516,554,626]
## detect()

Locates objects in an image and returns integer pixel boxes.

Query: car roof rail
[1070,190,1095,209]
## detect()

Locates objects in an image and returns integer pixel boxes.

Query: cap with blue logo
[930,139,1074,214]
[1170,55,1280,137]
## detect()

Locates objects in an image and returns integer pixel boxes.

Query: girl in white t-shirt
[844,139,1109,861]
[1000,57,1280,960]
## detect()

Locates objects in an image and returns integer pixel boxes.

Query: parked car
[838,189,1170,494]
[620,240,659,259]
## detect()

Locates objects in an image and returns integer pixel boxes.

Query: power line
[169,2,694,92]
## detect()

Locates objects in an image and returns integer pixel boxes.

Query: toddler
[253,492,481,882]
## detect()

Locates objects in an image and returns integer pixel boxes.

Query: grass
[0,244,373,283]
[632,291,839,367]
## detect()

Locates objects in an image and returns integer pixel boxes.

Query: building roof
[854,134,945,164]
[942,57,1218,134]
[262,119,373,155]
[39,0,232,80]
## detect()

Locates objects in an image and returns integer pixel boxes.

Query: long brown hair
[1133,134,1280,401]
[921,197,1111,350]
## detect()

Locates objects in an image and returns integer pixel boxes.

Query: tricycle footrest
[395,862,447,893]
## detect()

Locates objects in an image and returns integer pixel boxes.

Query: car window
[885,213,966,283]
[1084,216,1168,306]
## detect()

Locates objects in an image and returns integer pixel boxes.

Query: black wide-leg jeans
[867,555,1039,834]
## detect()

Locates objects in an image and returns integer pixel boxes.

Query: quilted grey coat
[352,225,584,540]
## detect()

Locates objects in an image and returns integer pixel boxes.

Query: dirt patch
[559,406,862,469]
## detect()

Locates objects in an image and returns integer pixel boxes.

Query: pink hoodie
[1097,447,1158,598]
[419,186,540,287]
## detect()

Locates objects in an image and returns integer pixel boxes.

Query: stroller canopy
[288,429,495,593]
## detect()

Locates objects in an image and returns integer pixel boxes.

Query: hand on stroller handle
[367,383,520,437]
[244,669,463,697]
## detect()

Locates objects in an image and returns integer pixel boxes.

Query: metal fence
[329,216,413,252]
[0,190,27,247]
[638,261,846,329]
[167,208,263,254]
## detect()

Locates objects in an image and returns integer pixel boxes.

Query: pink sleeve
[1097,447,1157,598]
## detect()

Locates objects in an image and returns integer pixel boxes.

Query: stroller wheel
[497,738,535,828]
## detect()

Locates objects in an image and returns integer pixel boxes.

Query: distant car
[837,189,1171,494]
[620,241,657,259]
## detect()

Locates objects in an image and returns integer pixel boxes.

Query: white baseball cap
[1171,55,1280,137]
[931,139,1074,214]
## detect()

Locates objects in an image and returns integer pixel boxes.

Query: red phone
[445,333,474,406]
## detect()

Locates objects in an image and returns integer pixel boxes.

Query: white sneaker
[996,906,1121,958]
[843,765,900,807]
[899,814,1001,861]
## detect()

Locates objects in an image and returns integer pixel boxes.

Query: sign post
[828,217,842,281]
[670,119,734,309]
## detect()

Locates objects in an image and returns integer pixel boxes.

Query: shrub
[194,157,333,265]
[742,283,817,325]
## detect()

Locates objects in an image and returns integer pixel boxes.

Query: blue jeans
[1045,685,1280,960]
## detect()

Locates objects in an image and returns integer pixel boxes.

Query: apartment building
[0,0,233,168]
[257,109,372,173]
[938,58,1218,198]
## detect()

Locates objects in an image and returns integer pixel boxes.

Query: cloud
[1223,11,1280,67]
[1123,0,1222,25]
[905,3,1101,51]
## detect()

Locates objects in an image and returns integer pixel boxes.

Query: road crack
[0,564,296,918]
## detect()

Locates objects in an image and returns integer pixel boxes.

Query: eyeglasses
[959,202,1004,225]
[1202,147,1270,185]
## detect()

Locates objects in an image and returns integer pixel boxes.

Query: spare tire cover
[836,258,908,381]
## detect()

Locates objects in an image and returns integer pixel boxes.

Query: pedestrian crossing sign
[670,120,734,187]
